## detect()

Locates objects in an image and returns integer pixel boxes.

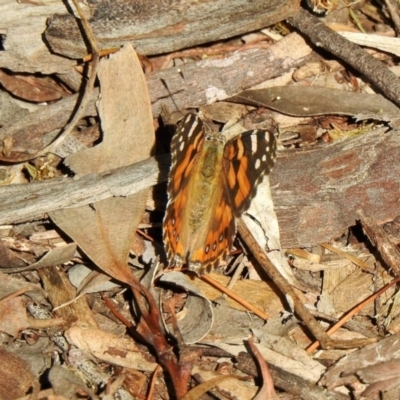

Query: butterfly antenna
[160,77,186,120]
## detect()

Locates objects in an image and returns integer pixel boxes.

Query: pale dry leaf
[243,179,296,284]
[5,242,77,273]
[65,325,157,372]
[50,43,154,285]
[68,264,118,295]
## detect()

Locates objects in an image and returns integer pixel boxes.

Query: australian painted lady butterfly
[163,113,276,275]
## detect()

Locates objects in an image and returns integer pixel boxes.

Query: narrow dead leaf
[231,87,400,121]
[50,43,154,285]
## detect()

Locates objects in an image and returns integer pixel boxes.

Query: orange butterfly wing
[223,129,276,216]
[163,114,205,268]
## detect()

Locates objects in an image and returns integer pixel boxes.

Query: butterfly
[163,113,276,275]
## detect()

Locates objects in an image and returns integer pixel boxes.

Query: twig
[147,365,161,400]
[8,0,100,162]
[287,8,400,107]
[248,336,279,400]
[385,0,400,36]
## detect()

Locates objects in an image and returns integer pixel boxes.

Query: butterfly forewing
[164,114,205,268]
[167,114,205,195]
[224,129,276,217]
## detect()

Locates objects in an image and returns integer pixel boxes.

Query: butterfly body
[163,114,276,275]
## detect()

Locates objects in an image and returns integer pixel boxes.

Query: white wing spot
[187,118,199,138]
[255,158,261,169]
[250,134,258,153]
[179,142,185,152]
[262,154,267,161]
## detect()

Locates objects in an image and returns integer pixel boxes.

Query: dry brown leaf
[50,43,154,285]
[192,272,285,317]
[0,69,67,102]
[0,296,31,337]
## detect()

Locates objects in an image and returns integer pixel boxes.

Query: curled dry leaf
[159,271,214,344]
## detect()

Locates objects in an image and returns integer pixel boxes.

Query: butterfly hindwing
[223,129,276,217]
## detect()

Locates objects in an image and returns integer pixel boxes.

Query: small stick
[11,0,101,162]
[385,0,400,37]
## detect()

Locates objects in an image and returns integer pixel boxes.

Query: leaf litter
[2,1,400,399]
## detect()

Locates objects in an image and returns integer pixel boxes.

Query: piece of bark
[0,0,75,74]
[1,127,399,249]
[148,32,312,117]
[357,212,400,276]
[270,127,396,248]
[45,0,300,58]
[0,155,170,225]
[0,33,312,161]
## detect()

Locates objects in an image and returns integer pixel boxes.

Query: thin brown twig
[248,336,279,400]
[385,0,400,36]
[147,365,161,400]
